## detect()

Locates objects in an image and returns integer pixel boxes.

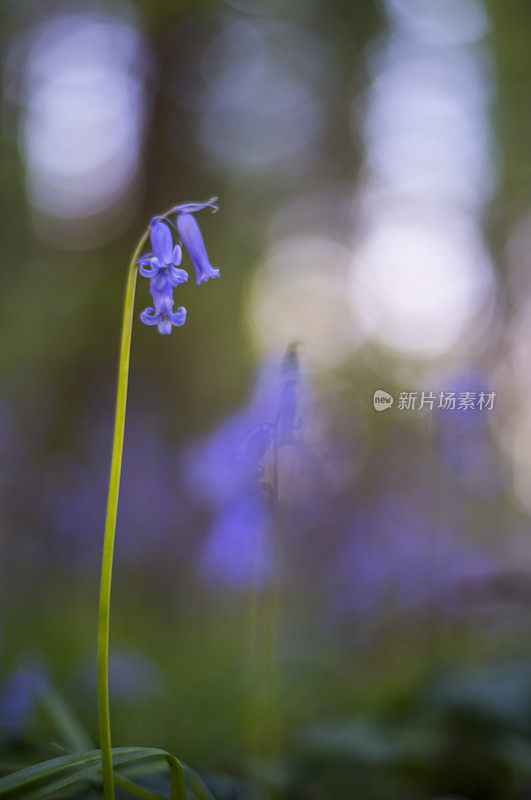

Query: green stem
[97,228,150,800]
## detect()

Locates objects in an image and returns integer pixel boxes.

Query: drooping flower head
[138,198,219,333]
[173,198,220,286]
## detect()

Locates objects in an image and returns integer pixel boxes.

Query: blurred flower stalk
[247,346,303,768]
[189,344,306,775]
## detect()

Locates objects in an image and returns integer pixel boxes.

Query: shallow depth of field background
[1,1,531,798]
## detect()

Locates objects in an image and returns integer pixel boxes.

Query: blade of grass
[0,747,213,800]
[0,747,182,799]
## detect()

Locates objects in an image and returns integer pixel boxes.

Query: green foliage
[0,747,217,800]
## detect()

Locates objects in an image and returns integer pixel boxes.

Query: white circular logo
[373,390,394,411]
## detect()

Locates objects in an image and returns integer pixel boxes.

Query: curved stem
[97,229,149,800]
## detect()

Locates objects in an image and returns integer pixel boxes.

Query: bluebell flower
[140,284,186,335]
[138,218,188,334]
[138,200,219,333]
[174,198,220,286]
[140,301,186,335]
[138,220,188,292]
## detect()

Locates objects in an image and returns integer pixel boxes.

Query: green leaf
[0,747,187,800]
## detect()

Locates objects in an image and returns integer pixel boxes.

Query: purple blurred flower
[182,347,310,591]
[199,493,273,589]
[0,662,49,737]
[183,347,304,507]
[327,492,491,615]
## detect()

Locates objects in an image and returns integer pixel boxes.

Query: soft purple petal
[139,257,161,278]
[140,308,159,326]
[172,244,183,266]
[138,251,154,267]
[150,220,174,265]
[170,307,187,327]
[157,317,172,334]
[177,213,220,286]
[151,288,173,316]
[167,266,188,286]
[150,271,169,292]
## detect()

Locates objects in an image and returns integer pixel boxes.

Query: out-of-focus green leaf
[298,718,441,765]
[40,686,93,753]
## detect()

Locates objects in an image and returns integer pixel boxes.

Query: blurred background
[1,0,531,798]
